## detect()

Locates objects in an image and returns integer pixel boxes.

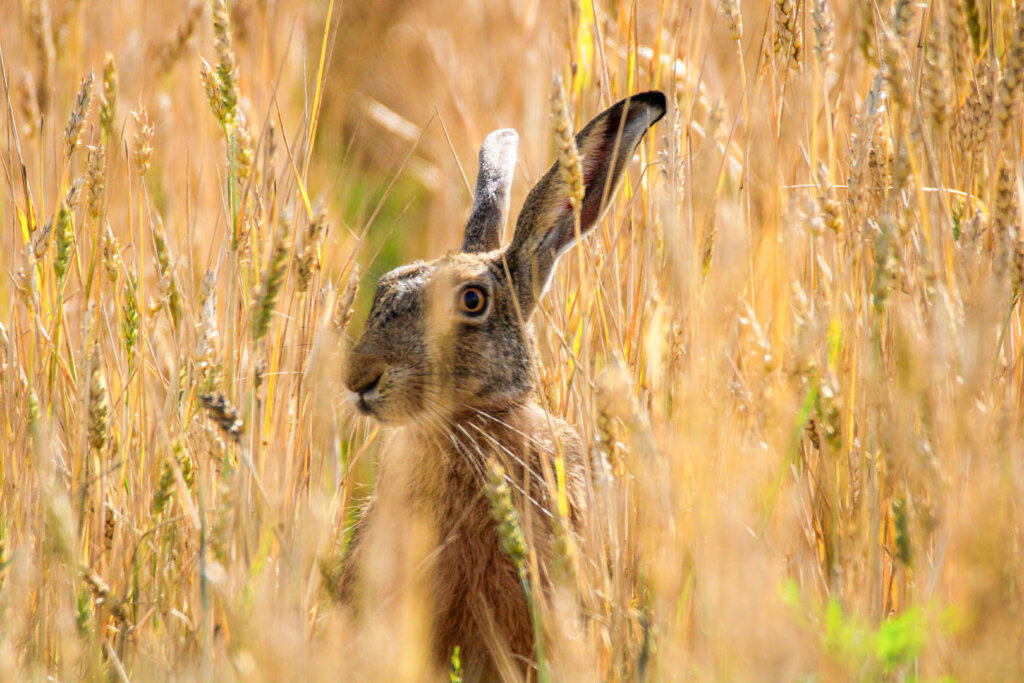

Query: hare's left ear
[462,129,519,253]
[504,91,666,315]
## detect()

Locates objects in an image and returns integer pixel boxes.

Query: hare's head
[345,91,666,424]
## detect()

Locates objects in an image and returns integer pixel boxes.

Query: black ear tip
[631,91,668,123]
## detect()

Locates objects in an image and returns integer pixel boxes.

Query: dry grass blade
[1,1,1023,681]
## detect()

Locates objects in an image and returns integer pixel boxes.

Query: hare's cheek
[373,365,427,420]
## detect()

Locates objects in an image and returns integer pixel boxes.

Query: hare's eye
[458,285,488,317]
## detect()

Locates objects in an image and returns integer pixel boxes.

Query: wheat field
[0,0,1022,680]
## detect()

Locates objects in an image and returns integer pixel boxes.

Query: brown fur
[339,92,666,680]
[341,405,584,680]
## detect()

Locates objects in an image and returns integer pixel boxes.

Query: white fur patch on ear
[463,129,519,253]
[476,129,518,201]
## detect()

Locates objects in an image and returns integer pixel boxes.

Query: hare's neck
[393,405,536,485]
[425,401,535,450]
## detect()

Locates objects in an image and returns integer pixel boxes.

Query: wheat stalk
[64,71,94,161]
[252,223,292,342]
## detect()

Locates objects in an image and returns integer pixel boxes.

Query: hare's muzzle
[345,346,385,416]
[348,372,380,414]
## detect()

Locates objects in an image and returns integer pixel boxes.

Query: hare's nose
[344,347,385,395]
[351,372,381,397]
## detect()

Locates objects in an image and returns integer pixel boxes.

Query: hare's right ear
[504,91,666,315]
[462,129,519,253]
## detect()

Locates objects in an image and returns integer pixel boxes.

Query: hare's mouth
[350,373,382,417]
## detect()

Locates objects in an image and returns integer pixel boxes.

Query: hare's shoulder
[506,405,588,519]
[501,403,581,457]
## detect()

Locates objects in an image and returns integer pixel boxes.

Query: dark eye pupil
[461,288,484,314]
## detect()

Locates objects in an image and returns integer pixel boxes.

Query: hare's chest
[431,478,504,576]
[427,483,533,661]
[426,473,522,596]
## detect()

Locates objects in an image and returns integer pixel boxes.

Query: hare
[340,91,666,680]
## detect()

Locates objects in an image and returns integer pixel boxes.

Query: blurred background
[1,0,1023,680]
